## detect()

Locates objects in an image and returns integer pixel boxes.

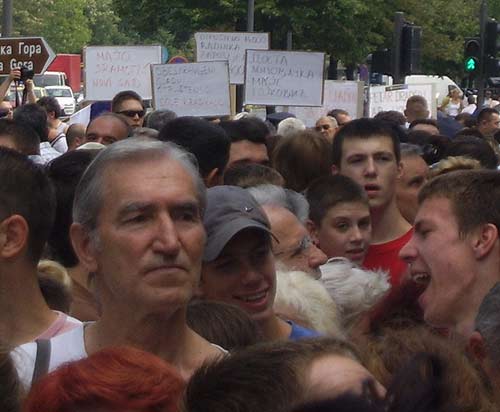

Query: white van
[405,75,461,107]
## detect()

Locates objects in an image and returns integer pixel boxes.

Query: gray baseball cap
[203,186,272,262]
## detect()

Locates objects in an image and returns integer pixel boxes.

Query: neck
[258,313,292,341]
[0,262,57,346]
[370,199,412,244]
[86,304,218,379]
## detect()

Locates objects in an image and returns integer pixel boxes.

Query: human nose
[364,158,377,177]
[153,214,181,255]
[399,235,417,264]
[349,226,364,244]
[308,244,328,270]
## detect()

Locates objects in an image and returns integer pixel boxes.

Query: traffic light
[401,24,422,75]
[371,50,392,75]
[464,37,480,74]
[485,20,500,77]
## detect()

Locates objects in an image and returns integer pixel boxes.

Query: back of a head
[47,149,100,267]
[273,130,332,192]
[443,136,498,169]
[187,300,262,351]
[159,116,230,178]
[373,110,406,127]
[13,103,49,142]
[183,338,359,412]
[223,163,285,188]
[37,96,62,118]
[277,117,306,137]
[220,117,269,144]
[0,119,39,155]
[65,123,86,149]
[146,109,177,131]
[405,95,429,121]
[429,156,482,178]
[406,131,450,165]
[24,346,185,412]
[37,259,72,313]
[332,118,401,168]
[0,147,55,263]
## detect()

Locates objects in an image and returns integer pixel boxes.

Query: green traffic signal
[465,57,477,72]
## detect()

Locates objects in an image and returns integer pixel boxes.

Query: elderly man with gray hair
[14,139,225,386]
[247,185,327,278]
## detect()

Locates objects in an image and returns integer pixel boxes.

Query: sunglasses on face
[0,109,10,118]
[118,110,145,118]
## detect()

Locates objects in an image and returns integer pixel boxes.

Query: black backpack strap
[32,339,51,383]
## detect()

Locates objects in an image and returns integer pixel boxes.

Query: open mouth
[411,272,431,287]
[364,184,381,196]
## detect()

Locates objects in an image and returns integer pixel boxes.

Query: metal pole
[478,0,488,108]
[2,0,13,37]
[286,30,292,50]
[247,0,255,32]
[392,12,404,84]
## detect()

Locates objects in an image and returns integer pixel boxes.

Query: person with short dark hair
[37,96,68,153]
[65,123,86,151]
[111,90,145,129]
[404,95,429,124]
[146,109,177,131]
[332,118,412,286]
[477,108,500,139]
[223,163,285,188]
[400,170,500,340]
[327,108,351,126]
[159,116,230,187]
[0,148,81,348]
[374,110,407,127]
[408,119,439,135]
[13,103,60,164]
[0,119,39,155]
[443,136,498,169]
[84,112,131,146]
[220,117,270,167]
[306,175,371,265]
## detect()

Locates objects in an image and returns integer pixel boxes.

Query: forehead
[316,117,334,126]
[219,229,270,256]
[263,206,305,239]
[401,155,428,173]
[341,135,395,157]
[324,201,370,219]
[415,196,458,227]
[116,98,143,111]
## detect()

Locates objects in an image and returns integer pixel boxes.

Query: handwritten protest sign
[151,61,231,117]
[244,50,325,107]
[195,32,269,85]
[369,84,436,118]
[288,80,364,126]
[84,45,162,101]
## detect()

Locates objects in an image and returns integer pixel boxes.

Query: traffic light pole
[392,12,404,84]
[478,0,488,108]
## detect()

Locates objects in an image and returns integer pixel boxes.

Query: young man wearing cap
[199,186,320,341]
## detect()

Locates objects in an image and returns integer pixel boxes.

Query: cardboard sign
[195,32,269,84]
[84,45,162,101]
[151,61,231,117]
[244,50,325,107]
[288,80,364,126]
[369,84,437,118]
[0,37,55,75]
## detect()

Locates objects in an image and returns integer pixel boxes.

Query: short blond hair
[429,156,482,178]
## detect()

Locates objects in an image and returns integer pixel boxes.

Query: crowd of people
[1,66,500,412]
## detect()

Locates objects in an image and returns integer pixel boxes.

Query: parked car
[45,85,76,116]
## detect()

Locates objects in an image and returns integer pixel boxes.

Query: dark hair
[86,112,132,138]
[373,110,406,127]
[455,127,484,139]
[332,118,401,168]
[187,300,262,351]
[408,118,439,130]
[158,116,230,178]
[37,96,62,118]
[0,119,39,155]
[220,117,269,144]
[306,175,368,226]
[477,108,499,124]
[0,148,55,262]
[454,112,476,128]
[111,90,144,112]
[443,136,498,169]
[406,131,450,165]
[13,103,49,142]
[223,163,285,188]
[290,391,384,412]
[146,109,177,131]
[327,108,349,123]
[47,150,100,267]
[273,130,332,192]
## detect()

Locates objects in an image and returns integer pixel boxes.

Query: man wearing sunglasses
[111,90,145,129]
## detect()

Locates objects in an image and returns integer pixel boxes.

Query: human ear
[471,223,498,260]
[468,331,487,362]
[306,219,320,246]
[70,223,99,273]
[0,215,29,260]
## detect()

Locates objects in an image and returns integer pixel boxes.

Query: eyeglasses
[118,110,145,118]
[0,109,10,118]
[274,235,314,258]
[316,124,331,131]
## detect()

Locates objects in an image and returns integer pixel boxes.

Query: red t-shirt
[363,228,413,286]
